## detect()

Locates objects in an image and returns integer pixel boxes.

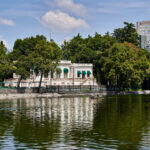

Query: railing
[1,81,47,89]
[0,81,124,93]
[46,85,106,93]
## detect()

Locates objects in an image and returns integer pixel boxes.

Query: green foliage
[9,35,47,61]
[0,21,149,90]
[113,22,139,46]
[0,41,13,81]
[101,43,150,88]
[15,55,31,79]
[61,23,150,88]
[61,32,117,84]
[29,38,62,91]
[10,36,48,86]
[9,35,62,89]
[56,68,62,74]
[30,38,62,75]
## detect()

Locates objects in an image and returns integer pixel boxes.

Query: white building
[4,60,98,87]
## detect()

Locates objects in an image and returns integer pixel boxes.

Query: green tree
[61,33,117,84]
[113,22,139,46]
[10,36,47,88]
[15,55,32,87]
[30,39,62,92]
[0,41,13,82]
[9,35,47,61]
[62,34,85,62]
[56,68,62,75]
[101,43,150,88]
[10,36,62,90]
[91,33,117,84]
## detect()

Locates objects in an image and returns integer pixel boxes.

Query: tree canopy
[61,22,150,89]
[1,22,150,90]
[9,36,62,90]
[0,41,13,82]
[101,43,150,88]
[113,22,139,46]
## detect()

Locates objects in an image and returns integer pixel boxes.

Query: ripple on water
[0,96,150,150]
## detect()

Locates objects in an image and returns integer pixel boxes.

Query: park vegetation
[0,22,150,90]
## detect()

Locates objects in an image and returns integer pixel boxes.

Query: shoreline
[0,90,150,99]
[0,92,106,100]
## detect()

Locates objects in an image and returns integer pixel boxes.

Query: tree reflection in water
[0,95,149,150]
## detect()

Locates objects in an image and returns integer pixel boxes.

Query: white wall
[6,60,97,87]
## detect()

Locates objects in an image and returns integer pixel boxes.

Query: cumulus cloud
[41,10,89,32]
[54,0,87,17]
[0,18,15,26]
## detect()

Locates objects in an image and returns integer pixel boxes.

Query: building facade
[137,21,150,51]
[4,60,98,87]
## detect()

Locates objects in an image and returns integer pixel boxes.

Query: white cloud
[0,18,15,26]
[41,10,89,32]
[0,36,9,48]
[54,0,87,16]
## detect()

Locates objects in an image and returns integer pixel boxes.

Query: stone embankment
[0,92,106,100]
[117,90,150,95]
[0,93,61,100]
[0,90,150,100]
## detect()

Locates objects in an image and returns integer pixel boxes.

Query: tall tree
[62,34,85,62]
[0,41,13,82]
[113,22,139,46]
[101,43,150,88]
[15,55,32,88]
[10,36,62,90]
[10,35,47,87]
[30,39,62,92]
[9,35,47,61]
[61,33,117,84]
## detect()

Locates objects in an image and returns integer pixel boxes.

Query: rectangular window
[56,74,60,79]
[64,73,68,79]
[82,74,85,79]
[77,73,80,78]
[44,74,49,78]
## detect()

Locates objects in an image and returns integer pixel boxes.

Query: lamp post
[72,66,74,87]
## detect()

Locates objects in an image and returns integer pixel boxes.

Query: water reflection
[0,97,100,149]
[0,95,150,150]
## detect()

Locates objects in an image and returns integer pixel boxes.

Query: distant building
[4,60,98,87]
[137,21,150,51]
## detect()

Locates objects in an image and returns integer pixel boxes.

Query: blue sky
[0,0,150,50]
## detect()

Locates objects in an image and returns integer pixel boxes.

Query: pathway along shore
[0,90,150,100]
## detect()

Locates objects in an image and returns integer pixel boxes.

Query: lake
[0,95,150,150]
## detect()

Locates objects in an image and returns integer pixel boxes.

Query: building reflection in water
[9,96,102,128]
[0,97,103,149]
[1,96,150,150]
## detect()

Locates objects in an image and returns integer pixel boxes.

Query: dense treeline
[0,36,62,90]
[61,22,150,89]
[0,22,150,90]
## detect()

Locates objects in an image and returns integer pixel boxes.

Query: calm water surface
[0,95,150,150]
